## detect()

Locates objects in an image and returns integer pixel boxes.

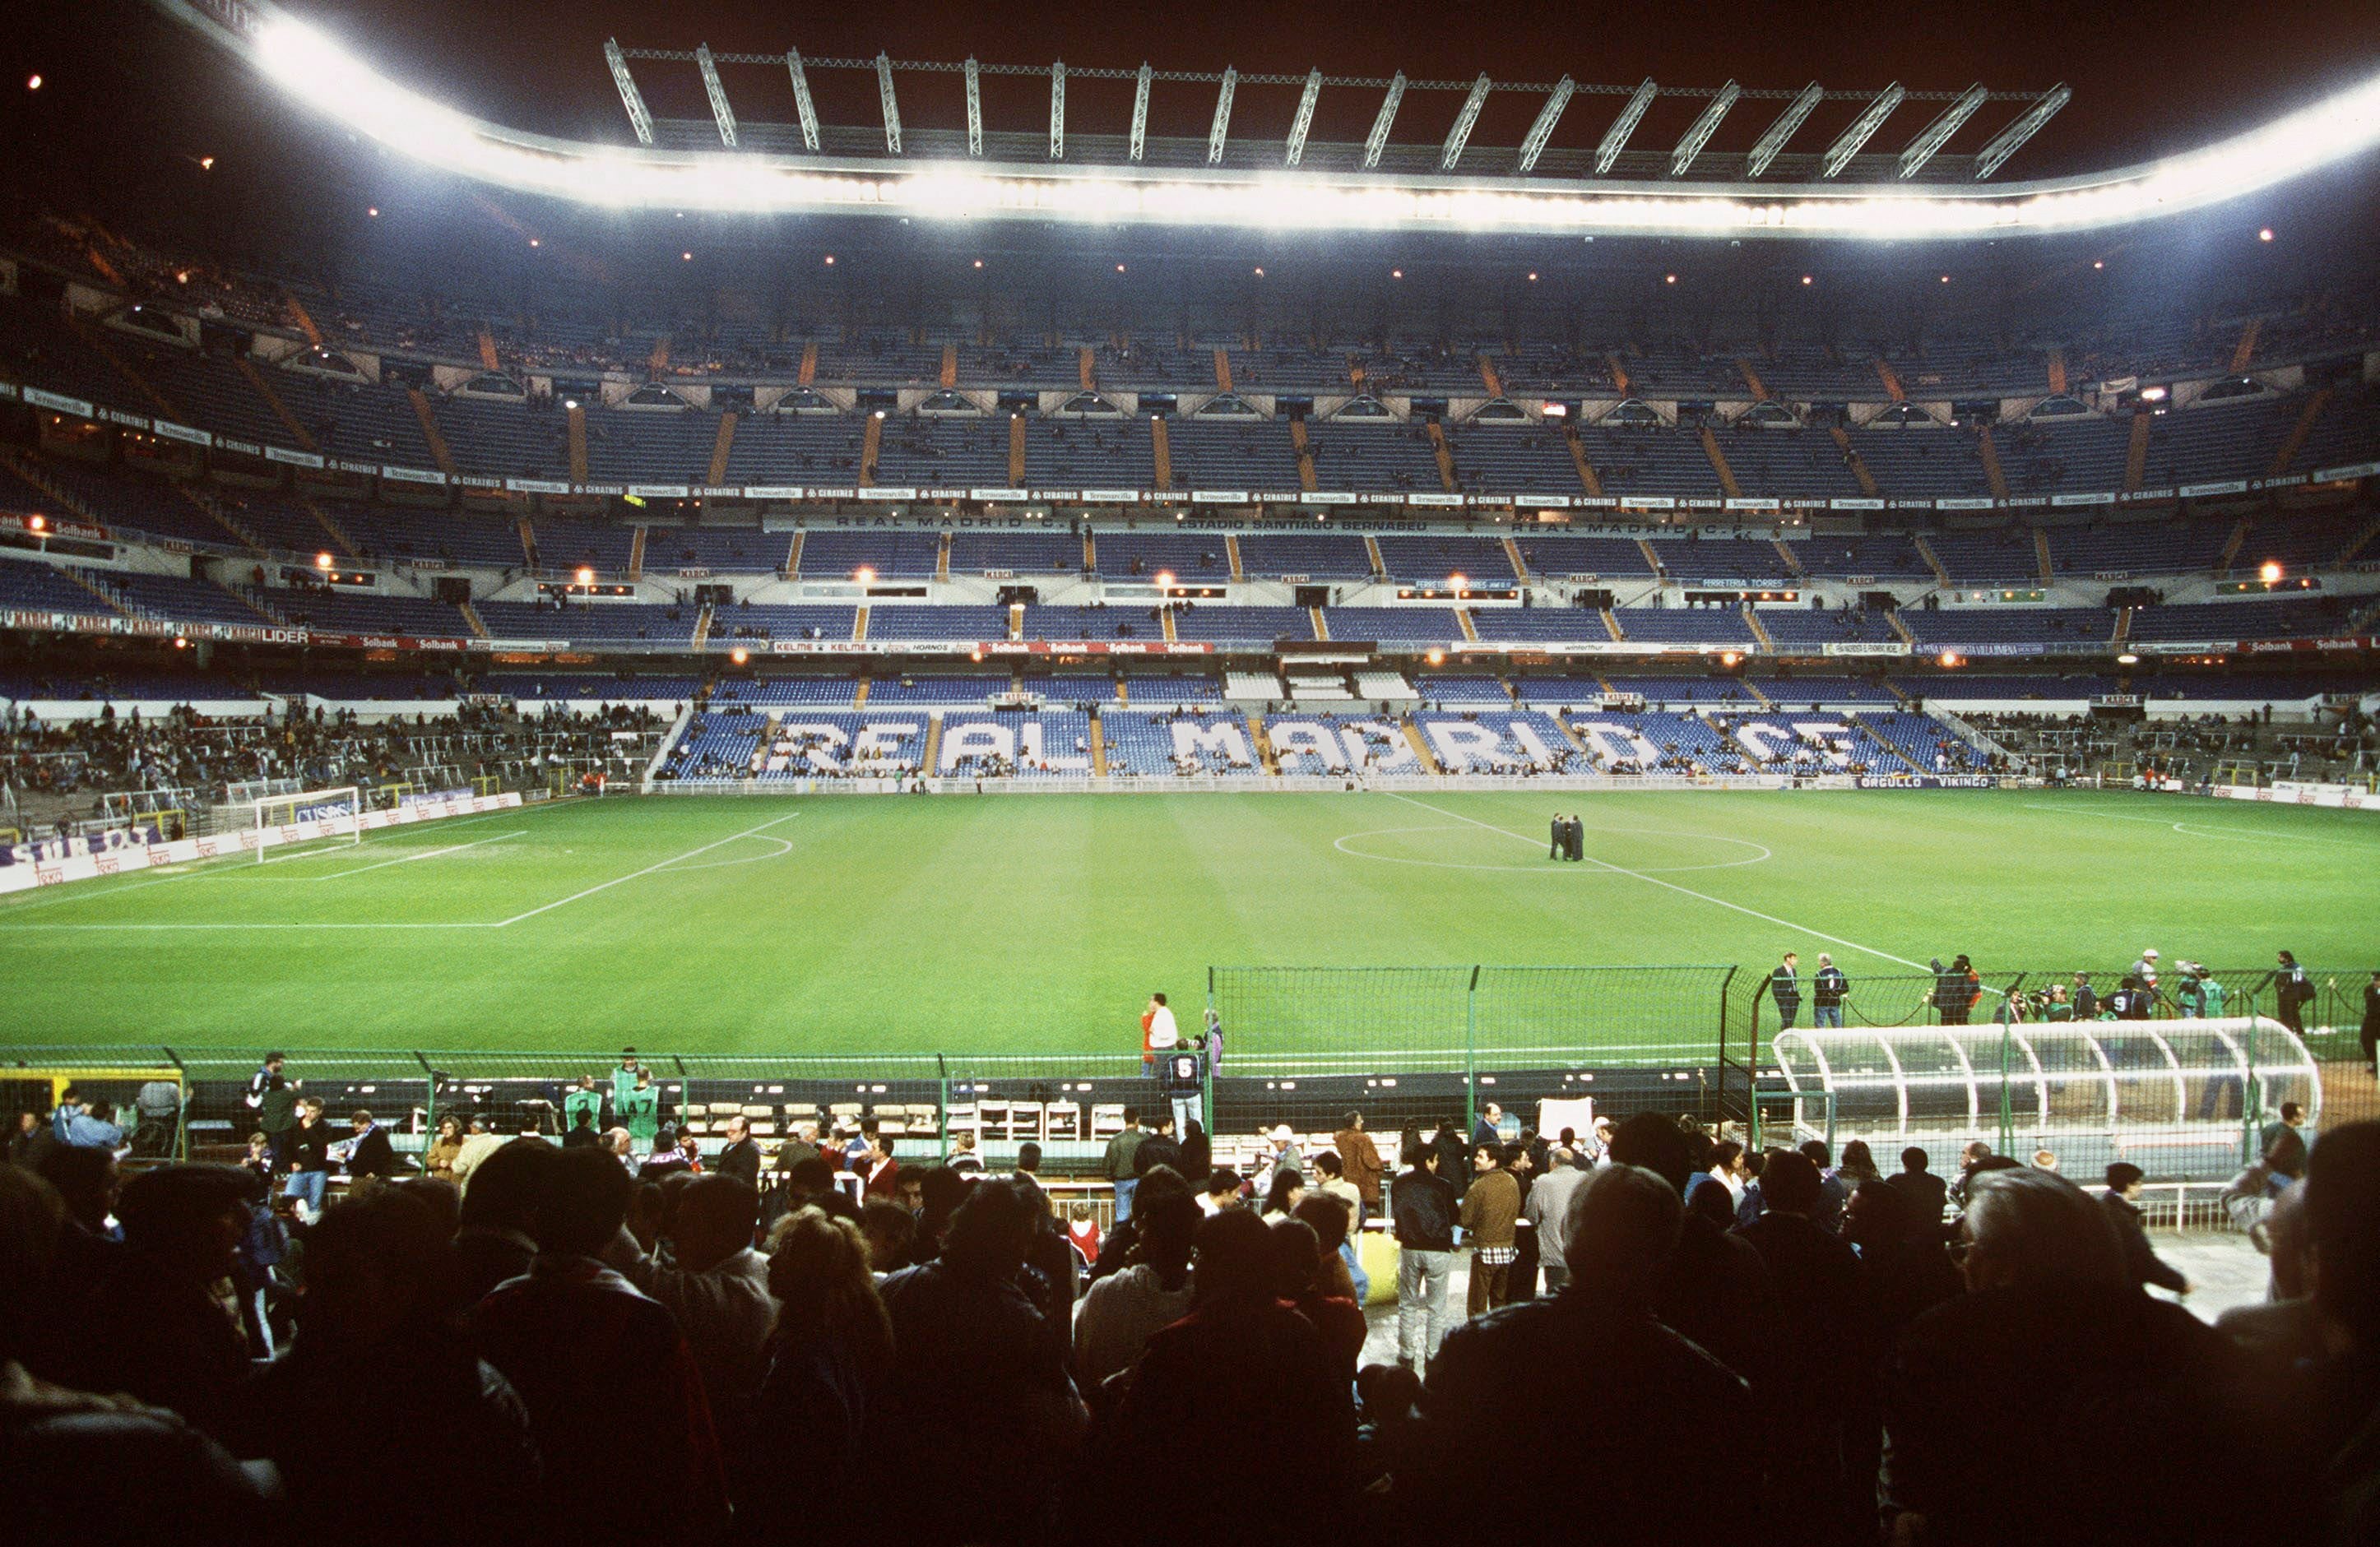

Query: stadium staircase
[939,344,958,389]
[406,389,459,478]
[1426,422,1458,493]
[1933,706,2024,769]
[516,517,539,570]
[1887,611,1919,649]
[1087,711,1107,774]
[647,334,670,373]
[2034,527,2054,585]
[627,526,646,581]
[935,532,953,582]
[0,450,105,530]
[1455,609,1479,641]
[1697,424,1743,499]
[1009,414,1028,486]
[783,530,805,577]
[641,703,696,791]
[1399,716,1444,771]
[1602,608,1625,641]
[223,583,286,626]
[457,600,490,639]
[67,317,179,419]
[1547,715,1591,757]
[176,484,262,551]
[566,403,589,484]
[1828,426,1881,498]
[1742,606,1775,651]
[1975,426,2012,501]
[1501,535,1529,583]
[1213,348,1233,394]
[1308,606,1330,641]
[1245,711,1279,773]
[796,342,817,386]
[857,413,883,488]
[1561,423,1604,498]
[1478,353,1504,397]
[2217,520,2251,576]
[476,329,500,371]
[706,412,739,487]
[2113,607,2133,643]
[296,493,357,558]
[233,357,318,452]
[2046,348,2068,395]
[1148,415,1171,492]
[852,606,870,642]
[920,715,941,772]
[1734,359,1767,401]
[2229,317,2262,374]
[689,602,712,650]
[1007,602,1025,641]
[1912,536,1951,588]
[2346,593,2380,635]
[1362,535,1387,580]
[2123,411,2153,493]
[1604,353,1631,395]
[850,677,868,706]
[1634,538,1663,575]
[2338,513,2380,566]
[1159,609,1177,642]
[53,566,130,617]
[2268,387,2333,476]
[1082,530,1097,572]
[1872,359,1905,401]
[1225,534,1245,581]
[1078,347,1097,391]
[1290,418,1318,492]
[1771,539,1805,579]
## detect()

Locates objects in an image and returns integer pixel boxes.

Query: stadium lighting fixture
[603,39,653,146]
[823,253,835,264]
[1665,273,1677,283]
[682,251,692,260]
[875,53,902,155]
[974,257,984,268]
[2092,258,2104,268]
[855,567,875,584]
[2116,652,2139,665]
[1450,573,1467,593]
[315,552,333,568]
[1972,85,2070,179]
[368,206,378,216]
[1801,274,1813,284]
[1050,60,1065,160]
[785,50,821,152]
[1442,75,1492,170]
[26,75,40,90]
[1823,84,1904,178]
[2138,385,2169,402]
[2260,560,2283,582]
[27,514,44,531]
[1426,648,1445,665]
[1526,270,1538,281]
[965,58,984,158]
[1900,86,1987,178]
[730,646,749,665]
[218,12,2380,240]
[1746,84,1823,178]
[1129,63,1153,164]
[1155,570,1175,588]
[198,155,215,169]
[1719,651,1741,668]
[528,237,539,247]
[576,566,596,586]
[1670,81,1742,177]
[1516,77,1575,175]
[1207,67,1238,166]
[563,398,578,409]
[2259,226,2275,240]
[1938,651,1963,668]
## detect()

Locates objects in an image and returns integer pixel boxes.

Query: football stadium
[3,0,2379,1538]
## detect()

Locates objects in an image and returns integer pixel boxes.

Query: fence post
[936,1054,950,1151]
[1464,965,1481,1132]
[1716,965,1738,1126]
[1995,974,2025,1156]
[161,1046,188,1161]
[414,1051,437,1145]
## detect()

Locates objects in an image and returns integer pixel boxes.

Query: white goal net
[244,786,365,864]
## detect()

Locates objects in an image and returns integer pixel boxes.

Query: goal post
[251,785,365,864]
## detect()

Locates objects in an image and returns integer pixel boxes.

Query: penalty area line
[301,829,527,879]
[490,813,803,928]
[1385,792,1929,971]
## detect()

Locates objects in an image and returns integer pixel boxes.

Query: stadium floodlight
[1900,85,1987,178]
[1286,68,1323,167]
[1208,67,1238,165]
[1746,82,1822,178]
[218,13,2380,240]
[965,57,983,157]
[1669,81,1741,176]
[1595,78,1658,174]
[875,52,902,155]
[1822,83,1904,178]
[1515,76,1575,174]
[1441,74,1492,170]
[784,50,822,152]
[1363,72,1407,169]
[695,44,736,148]
[1051,61,1065,160]
[1972,84,2071,179]
[1130,63,1152,163]
[602,39,653,146]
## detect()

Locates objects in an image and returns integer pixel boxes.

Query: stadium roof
[151,0,2380,239]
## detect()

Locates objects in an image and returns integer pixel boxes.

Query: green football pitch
[0,788,2372,1054]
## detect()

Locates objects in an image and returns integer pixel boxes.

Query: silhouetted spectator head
[1268,1216,1325,1297]
[1761,1150,1822,1215]
[1191,1205,1274,1304]
[303,1185,447,1348]
[1606,1113,1694,1195]
[1312,1151,1344,1180]
[769,1209,892,1374]
[0,1163,67,1363]
[1844,1177,1910,1250]
[1137,1187,1202,1283]
[1798,1139,1833,1170]
[1686,1178,1736,1230]
[786,1156,836,1201]
[532,1146,635,1258]
[459,1137,555,1234]
[1205,1168,1245,1209]
[939,1177,1038,1278]
[390,1176,460,1239]
[859,1200,917,1271]
[1563,1163,1682,1301]
[670,1176,758,1271]
[1840,1139,1877,1174]
[30,1142,119,1235]
[2306,1119,2380,1348]
[1292,1192,1352,1257]
[2105,1162,2146,1196]
[114,1164,253,1283]
[1902,1146,1932,1174]
[1960,1169,2126,1290]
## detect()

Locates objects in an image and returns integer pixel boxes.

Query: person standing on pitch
[1812,954,1849,1028]
[1770,952,1802,1031]
[1568,814,1586,862]
[1549,812,1565,860]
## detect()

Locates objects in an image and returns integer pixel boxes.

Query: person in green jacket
[619,1069,661,1152]
[611,1050,645,1113]
[562,1076,605,1136]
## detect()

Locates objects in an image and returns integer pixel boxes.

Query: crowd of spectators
[6,1071,2375,1544]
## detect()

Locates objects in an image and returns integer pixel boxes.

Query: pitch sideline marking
[491,812,804,928]
[1385,792,1930,970]
[302,829,527,879]
[2020,802,2378,848]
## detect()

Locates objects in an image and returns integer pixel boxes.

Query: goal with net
[238,785,366,864]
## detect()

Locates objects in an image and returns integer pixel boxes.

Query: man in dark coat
[2102,1163,2190,1295]
[712,1113,763,1188]
[1886,1146,1949,1240]
[343,1110,397,1183]
[1549,812,1566,859]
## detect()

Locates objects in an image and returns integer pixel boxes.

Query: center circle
[1332,823,1772,874]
